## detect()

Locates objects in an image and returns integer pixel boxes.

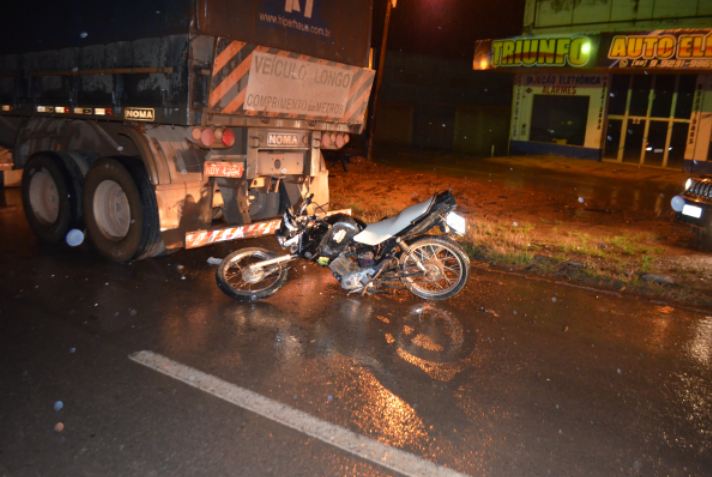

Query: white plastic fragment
[206,257,223,266]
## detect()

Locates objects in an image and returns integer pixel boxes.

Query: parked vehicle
[0,0,375,261]
[216,191,470,301]
[671,176,712,247]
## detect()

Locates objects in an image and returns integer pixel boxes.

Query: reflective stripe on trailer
[185,219,281,249]
[184,209,352,250]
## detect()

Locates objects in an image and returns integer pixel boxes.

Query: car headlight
[684,178,693,191]
[670,195,685,213]
[445,211,466,235]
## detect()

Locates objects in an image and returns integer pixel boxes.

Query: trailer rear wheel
[22,155,74,244]
[84,158,157,262]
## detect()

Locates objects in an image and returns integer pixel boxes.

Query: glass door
[604,74,695,169]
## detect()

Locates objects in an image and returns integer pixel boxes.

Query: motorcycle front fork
[247,254,297,274]
[396,238,427,272]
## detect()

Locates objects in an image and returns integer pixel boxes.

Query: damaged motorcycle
[216,191,470,301]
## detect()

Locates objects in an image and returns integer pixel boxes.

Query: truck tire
[22,155,75,244]
[83,158,159,262]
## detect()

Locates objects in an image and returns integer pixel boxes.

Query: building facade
[474,0,712,172]
[376,52,512,156]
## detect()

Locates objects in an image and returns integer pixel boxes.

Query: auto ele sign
[474,29,712,70]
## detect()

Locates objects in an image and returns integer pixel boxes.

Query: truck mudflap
[207,40,375,129]
[184,208,352,249]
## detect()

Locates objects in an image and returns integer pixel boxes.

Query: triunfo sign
[475,29,712,70]
[489,36,593,68]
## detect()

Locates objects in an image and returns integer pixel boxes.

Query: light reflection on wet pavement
[1,188,711,476]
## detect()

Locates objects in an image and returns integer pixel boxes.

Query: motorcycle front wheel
[216,247,288,301]
[399,236,470,301]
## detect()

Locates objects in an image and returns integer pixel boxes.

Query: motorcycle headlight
[445,212,466,236]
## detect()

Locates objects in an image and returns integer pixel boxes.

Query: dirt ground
[328,149,712,311]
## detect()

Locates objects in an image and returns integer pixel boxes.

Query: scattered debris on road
[207,257,223,266]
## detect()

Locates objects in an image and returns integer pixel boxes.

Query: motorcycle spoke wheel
[223,257,282,293]
[400,237,470,300]
[216,248,288,301]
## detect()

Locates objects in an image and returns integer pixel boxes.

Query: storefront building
[474,0,712,172]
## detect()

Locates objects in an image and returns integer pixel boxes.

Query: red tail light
[221,128,235,147]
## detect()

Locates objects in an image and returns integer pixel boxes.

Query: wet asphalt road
[1,188,711,476]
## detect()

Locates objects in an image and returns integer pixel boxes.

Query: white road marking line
[129,350,469,477]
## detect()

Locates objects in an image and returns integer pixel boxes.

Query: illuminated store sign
[489,36,594,68]
[475,29,712,70]
[607,31,712,68]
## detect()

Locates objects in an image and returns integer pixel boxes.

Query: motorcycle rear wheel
[400,236,470,301]
[216,247,288,301]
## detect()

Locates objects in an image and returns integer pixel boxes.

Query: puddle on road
[687,316,712,366]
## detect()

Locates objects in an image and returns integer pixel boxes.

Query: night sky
[0,1,526,60]
[377,0,526,59]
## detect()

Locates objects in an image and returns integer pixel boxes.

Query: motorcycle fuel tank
[317,220,361,259]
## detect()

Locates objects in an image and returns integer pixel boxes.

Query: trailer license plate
[682,204,702,219]
[204,161,244,179]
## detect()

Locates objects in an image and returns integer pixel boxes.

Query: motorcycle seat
[353,196,434,246]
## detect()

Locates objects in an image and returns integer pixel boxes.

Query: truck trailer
[0,0,375,261]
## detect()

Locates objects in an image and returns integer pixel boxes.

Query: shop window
[623,122,644,163]
[608,75,629,115]
[644,121,668,167]
[651,75,674,118]
[669,123,689,168]
[629,75,651,116]
[675,75,696,119]
[530,95,589,146]
[604,119,622,158]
